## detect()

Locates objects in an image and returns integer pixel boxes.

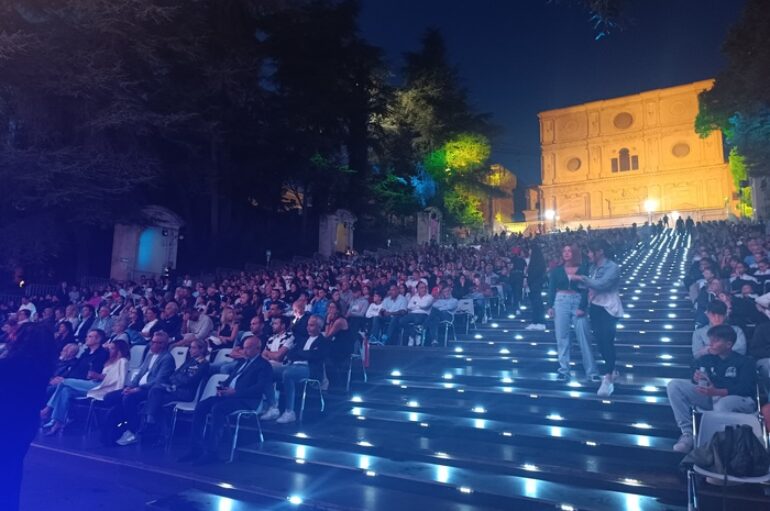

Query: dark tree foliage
[0,0,498,274]
[696,0,770,175]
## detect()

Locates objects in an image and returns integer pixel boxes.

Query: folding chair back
[129,345,146,370]
[200,373,229,401]
[171,346,189,369]
[455,299,475,315]
[212,348,233,366]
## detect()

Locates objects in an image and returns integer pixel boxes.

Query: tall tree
[257,0,387,244]
[696,0,770,175]
[372,29,498,231]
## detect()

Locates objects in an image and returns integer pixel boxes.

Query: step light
[288,495,304,505]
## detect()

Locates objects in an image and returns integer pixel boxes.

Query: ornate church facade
[537,79,736,228]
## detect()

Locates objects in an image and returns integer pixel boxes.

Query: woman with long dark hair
[525,242,547,331]
[0,324,58,510]
[547,244,597,382]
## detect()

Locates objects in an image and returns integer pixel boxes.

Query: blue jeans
[282,363,310,413]
[264,364,286,408]
[49,378,99,423]
[553,293,596,376]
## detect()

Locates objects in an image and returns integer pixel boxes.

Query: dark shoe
[556,372,571,382]
[177,451,202,463]
[192,452,220,465]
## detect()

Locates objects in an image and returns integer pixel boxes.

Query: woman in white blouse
[140,307,161,343]
[44,340,130,435]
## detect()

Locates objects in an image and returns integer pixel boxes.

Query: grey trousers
[666,379,755,435]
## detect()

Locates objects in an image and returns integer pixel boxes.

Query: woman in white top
[365,291,385,344]
[44,340,130,435]
[140,306,161,343]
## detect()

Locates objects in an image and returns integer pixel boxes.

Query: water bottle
[698,366,710,388]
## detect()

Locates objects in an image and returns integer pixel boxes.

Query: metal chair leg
[300,381,309,423]
[346,357,353,392]
[166,408,179,451]
[256,415,264,444]
[687,469,698,511]
[318,383,325,412]
[229,413,243,463]
[83,400,95,438]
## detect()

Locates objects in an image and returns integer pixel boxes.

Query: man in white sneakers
[667,325,756,453]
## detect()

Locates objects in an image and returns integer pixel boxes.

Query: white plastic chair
[439,309,458,347]
[347,338,368,391]
[455,299,475,333]
[212,348,233,367]
[225,402,264,462]
[299,377,326,423]
[129,345,146,371]
[74,395,104,437]
[170,346,189,369]
[687,411,770,510]
[167,373,227,445]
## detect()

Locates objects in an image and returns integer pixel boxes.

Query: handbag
[682,424,770,477]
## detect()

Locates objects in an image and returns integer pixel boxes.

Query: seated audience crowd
[18,221,769,461]
[669,220,770,452]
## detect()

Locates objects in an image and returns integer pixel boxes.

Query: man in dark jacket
[275,314,330,424]
[141,338,210,441]
[72,305,96,343]
[667,324,756,453]
[179,335,272,464]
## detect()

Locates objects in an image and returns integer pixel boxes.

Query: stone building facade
[537,79,736,228]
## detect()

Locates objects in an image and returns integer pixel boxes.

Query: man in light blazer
[100,331,175,445]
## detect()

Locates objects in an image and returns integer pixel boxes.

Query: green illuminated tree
[696,0,770,175]
[372,30,497,229]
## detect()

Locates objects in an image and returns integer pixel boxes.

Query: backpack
[682,424,770,477]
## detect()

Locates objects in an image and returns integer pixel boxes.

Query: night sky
[359,0,745,186]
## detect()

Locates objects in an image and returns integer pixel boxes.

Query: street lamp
[544,209,556,232]
[643,198,658,224]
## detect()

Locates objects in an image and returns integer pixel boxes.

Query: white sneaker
[525,324,537,331]
[673,433,694,453]
[116,430,137,446]
[525,323,546,331]
[597,376,614,397]
[260,406,280,421]
[276,410,296,424]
